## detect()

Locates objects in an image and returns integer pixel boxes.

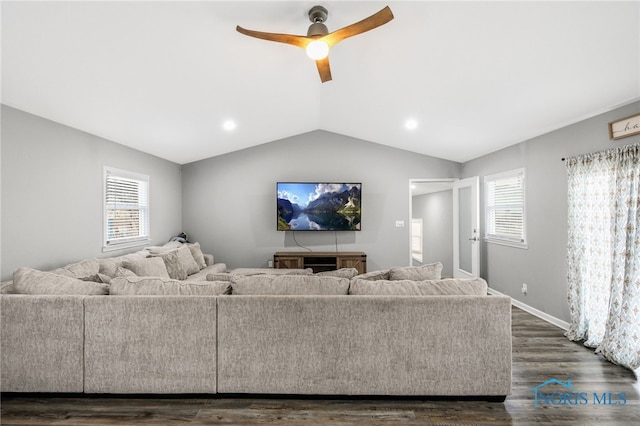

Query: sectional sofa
[0,243,512,400]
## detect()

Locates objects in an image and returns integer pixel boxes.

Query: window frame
[103,166,151,252]
[484,168,528,249]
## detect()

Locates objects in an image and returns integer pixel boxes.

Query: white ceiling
[2,1,639,165]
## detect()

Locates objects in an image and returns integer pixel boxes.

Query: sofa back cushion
[109,276,231,295]
[231,275,350,295]
[122,257,170,278]
[315,268,359,279]
[353,269,390,281]
[388,262,443,281]
[49,258,100,279]
[348,278,488,296]
[187,242,207,270]
[98,253,147,278]
[12,267,109,295]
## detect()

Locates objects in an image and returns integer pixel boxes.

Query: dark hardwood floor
[2,307,639,425]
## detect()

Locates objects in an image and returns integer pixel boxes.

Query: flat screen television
[277,182,362,231]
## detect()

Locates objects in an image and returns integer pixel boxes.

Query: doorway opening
[409,179,455,275]
[409,177,479,278]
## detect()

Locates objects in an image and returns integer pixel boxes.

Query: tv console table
[273,251,367,274]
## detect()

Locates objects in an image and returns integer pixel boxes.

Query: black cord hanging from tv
[292,231,312,252]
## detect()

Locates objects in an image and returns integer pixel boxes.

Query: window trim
[103,166,151,252]
[484,168,528,249]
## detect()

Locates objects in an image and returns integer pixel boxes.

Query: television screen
[277,182,362,231]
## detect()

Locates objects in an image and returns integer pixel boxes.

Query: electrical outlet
[395,220,405,227]
[268,260,273,268]
[522,283,528,294]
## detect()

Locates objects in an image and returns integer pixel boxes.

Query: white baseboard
[488,287,569,331]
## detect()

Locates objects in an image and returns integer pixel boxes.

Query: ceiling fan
[236,5,394,83]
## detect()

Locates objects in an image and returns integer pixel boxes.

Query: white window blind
[484,168,527,248]
[104,167,150,249]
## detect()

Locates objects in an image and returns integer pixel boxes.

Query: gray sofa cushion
[353,269,390,281]
[349,278,488,296]
[151,250,188,280]
[231,275,350,295]
[187,263,228,281]
[122,256,170,278]
[229,268,313,276]
[49,258,100,279]
[176,246,200,275]
[0,280,14,294]
[316,268,359,279]
[187,242,207,270]
[98,252,147,278]
[12,267,109,295]
[109,276,231,295]
[388,262,443,281]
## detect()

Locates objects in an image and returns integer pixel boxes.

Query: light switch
[395,220,405,227]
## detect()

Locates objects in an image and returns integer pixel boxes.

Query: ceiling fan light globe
[306,40,329,60]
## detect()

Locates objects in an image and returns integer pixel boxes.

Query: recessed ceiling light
[405,118,418,131]
[222,120,236,131]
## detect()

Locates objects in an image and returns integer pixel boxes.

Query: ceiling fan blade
[236,26,311,49]
[315,57,332,83]
[323,6,394,47]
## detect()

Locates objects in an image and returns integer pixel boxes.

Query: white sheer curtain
[565,143,640,371]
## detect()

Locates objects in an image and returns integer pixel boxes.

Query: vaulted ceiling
[2,1,638,165]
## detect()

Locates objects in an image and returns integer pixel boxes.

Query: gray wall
[1,105,183,280]
[412,190,453,277]
[181,130,461,272]
[461,100,640,322]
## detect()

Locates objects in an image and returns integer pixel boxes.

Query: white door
[453,177,480,278]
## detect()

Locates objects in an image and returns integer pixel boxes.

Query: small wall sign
[608,113,640,140]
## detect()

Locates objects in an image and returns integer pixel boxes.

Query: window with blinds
[104,167,150,250]
[484,168,527,248]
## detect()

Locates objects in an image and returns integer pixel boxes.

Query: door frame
[408,178,456,266]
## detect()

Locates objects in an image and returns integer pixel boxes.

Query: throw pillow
[80,273,112,284]
[151,250,188,280]
[316,268,359,279]
[0,280,15,294]
[12,267,109,295]
[98,253,146,278]
[348,278,488,296]
[388,262,443,281]
[177,246,200,276]
[231,275,350,295]
[352,269,390,281]
[187,242,207,270]
[122,256,170,279]
[49,258,100,279]
[115,266,137,278]
[109,276,231,295]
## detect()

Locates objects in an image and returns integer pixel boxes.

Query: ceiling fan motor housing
[307,5,329,37]
[308,5,328,23]
[307,22,328,37]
